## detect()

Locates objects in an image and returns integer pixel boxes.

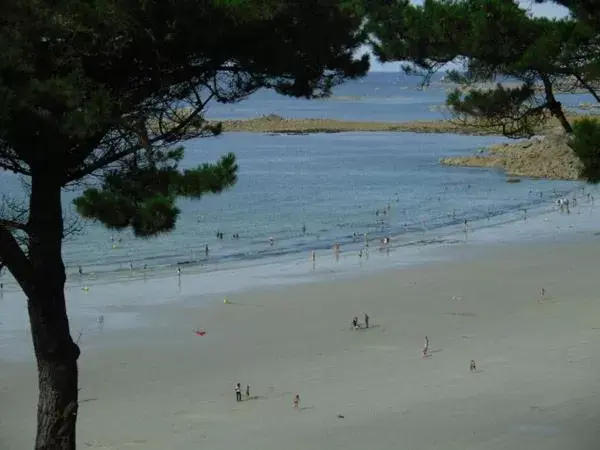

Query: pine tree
[0,1,369,448]
[366,0,599,137]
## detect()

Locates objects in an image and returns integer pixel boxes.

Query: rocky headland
[210,113,597,181]
[440,130,584,180]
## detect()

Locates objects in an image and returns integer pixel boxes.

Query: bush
[570,118,600,183]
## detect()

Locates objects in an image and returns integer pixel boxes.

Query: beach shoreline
[0,181,596,362]
[3,219,600,449]
[213,115,597,182]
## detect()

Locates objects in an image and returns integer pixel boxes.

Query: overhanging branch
[0,219,28,231]
[0,225,34,296]
[64,100,216,183]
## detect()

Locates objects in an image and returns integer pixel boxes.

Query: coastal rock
[440,131,584,180]
[218,115,482,135]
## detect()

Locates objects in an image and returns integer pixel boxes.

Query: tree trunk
[27,169,80,450]
[28,295,80,450]
[541,74,573,134]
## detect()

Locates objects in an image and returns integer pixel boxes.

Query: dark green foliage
[0,0,368,236]
[570,118,600,182]
[366,0,598,138]
[0,1,369,447]
[446,83,549,137]
[74,152,237,237]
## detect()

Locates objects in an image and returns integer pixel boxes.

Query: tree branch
[0,218,28,231]
[0,225,34,296]
[574,73,600,103]
[64,97,216,184]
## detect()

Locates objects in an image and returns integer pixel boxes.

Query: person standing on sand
[246,384,250,399]
[235,383,242,402]
[293,393,300,409]
[422,336,429,358]
[364,313,370,328]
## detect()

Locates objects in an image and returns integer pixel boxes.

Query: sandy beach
[3,224,600,449]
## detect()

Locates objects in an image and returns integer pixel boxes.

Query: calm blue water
[0,72,593,284]
[206,72,596,121]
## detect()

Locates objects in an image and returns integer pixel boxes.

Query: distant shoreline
[213,114,594,181]
[215,114,489,135]
[214,113,589,137]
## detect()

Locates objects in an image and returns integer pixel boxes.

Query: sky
[368,0,571,72]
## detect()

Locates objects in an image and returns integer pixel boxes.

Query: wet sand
[2,232,600,449]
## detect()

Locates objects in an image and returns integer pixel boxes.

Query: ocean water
[206,72,596,120]
[0,72,595,286]
[2,71,600,359]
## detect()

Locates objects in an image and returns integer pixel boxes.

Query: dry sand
[3,236,600,449]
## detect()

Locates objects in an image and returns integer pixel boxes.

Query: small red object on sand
[195,330,206,336]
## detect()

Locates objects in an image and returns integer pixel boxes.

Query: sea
[1,72,600,358]
[1,72,598,284]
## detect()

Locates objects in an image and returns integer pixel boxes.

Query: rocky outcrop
[215,113,589,136]
[440,131,584,180]
[216,115,497,135]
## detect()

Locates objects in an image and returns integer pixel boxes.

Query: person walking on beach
[352,316,359,330]
[364,313,370,329]
[422,336,429,358]
[246,384,251,399]
[235,383,242,402]
[293,393,300,409]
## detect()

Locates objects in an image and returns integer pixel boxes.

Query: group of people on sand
[351,313,370,330]
[556,197,572,214]
[234,382,301,409]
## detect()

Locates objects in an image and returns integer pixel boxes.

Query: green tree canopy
[0,1,369,448]
[366,0,599,137]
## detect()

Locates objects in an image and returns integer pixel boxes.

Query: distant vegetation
[365,0,600,182]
